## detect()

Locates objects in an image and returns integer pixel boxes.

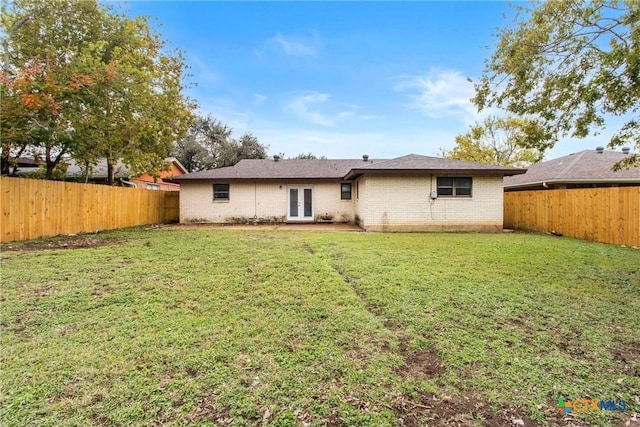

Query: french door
[288,186,313,221]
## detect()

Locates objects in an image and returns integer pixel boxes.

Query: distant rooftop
[504,149,640,190]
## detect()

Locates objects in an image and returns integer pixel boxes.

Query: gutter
[120,179,137,188]
[343,168,527,180]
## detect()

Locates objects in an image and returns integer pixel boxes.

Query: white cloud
[285,91,376,128]
[286,92,335,127]
[395,68,482,123]
[253,93,267,106]
[337,111,355,118]
[270,31,319,56]
[285,92,374,127]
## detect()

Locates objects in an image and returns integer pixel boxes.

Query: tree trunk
[45,162,56,180]
[107,160,114,185]
[1,152,11,175]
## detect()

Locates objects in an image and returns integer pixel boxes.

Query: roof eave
[344,168,526,180]
[171,176,346,182]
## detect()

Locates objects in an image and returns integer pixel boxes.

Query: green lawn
[1,228,639,426]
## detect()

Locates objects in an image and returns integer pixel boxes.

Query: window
[341,183,352,200]
[146,183,160,191]
[437,177,472,198]
[213,183,230,200]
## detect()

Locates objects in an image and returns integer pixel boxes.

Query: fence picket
[0,177,179,242]
[504,188,640,247]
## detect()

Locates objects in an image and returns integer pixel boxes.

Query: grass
[1,228,639,426]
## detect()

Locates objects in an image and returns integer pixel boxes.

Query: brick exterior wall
[131,161,185,191]
[355,174,504,231]
[179,181,354,224]
[179,174,505,231]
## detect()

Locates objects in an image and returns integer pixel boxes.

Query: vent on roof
[362,154,369,161]
[273,154,280,161]
[622,147,631,154]
[595,146,604,154]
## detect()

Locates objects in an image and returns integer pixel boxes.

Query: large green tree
[1,0,100,177]
[444,116,549,167]
[1,0,195,183]
[474,0,639,167]
[172,115,268,172]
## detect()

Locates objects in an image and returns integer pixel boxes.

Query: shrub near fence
[0,177,179,243]
[504,187,640,247]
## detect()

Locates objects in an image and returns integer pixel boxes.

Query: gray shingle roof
[173,158,379,180]
[63,157,186,179]
[343,154,525,179]
[503,150,640,189]
[65,158,132,179]
[174,154,526,181]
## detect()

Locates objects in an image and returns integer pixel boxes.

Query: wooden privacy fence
[504,187,640,247]
[1,177,179,243]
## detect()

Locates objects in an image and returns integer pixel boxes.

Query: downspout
[120,179,137,188]
[254,181,258,221]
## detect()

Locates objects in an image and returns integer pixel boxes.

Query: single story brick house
[173,154,525,231]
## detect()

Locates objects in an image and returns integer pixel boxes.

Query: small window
[213,183,230,200]
[341,183,352,200]
[146,183,160,191]
[437,177,472,198]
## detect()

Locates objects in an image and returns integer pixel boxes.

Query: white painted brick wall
[180,181,354,223]
[356,174,504,231]
[179,175,504,231]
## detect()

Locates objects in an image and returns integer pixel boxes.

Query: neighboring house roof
[174,154,526,181]
[64,157,187,180]
[12,157,44,166]
[503,149,640,190]
[65,158,132,179]
[166,157,188,175]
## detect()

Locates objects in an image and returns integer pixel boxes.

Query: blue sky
[122,1,611,160]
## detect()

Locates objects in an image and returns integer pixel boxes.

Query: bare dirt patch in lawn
[389,341,538,426]
[184,388,233,425]
[611,343,640,377]
[1,236,124,252]
[390,391,538,427]
[396,339,445,380]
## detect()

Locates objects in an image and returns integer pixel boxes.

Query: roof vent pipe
[362,154,369,161]
[595,146,605,153]
[622,147,631,154]
[273,154,280,161]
